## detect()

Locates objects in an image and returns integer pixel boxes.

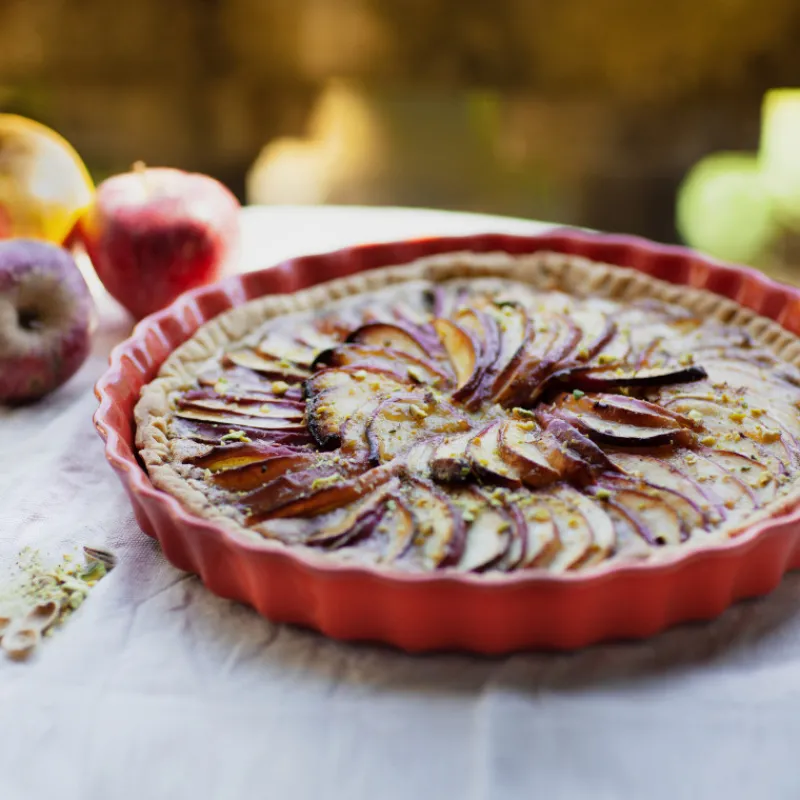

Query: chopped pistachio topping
[220,430,251,443]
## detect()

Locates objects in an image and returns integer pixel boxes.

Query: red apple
[77,165,240,319]
[0,239,93,403]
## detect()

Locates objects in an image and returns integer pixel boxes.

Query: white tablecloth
[3,206,800,800]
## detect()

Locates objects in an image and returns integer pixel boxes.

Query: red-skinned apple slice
[312,343,450,386]
[173,406,307,431]
[595,474,707,537]
[451,308,501,406]
[367,392,471,464]
[608,451,714,512]
[668,451,757,515]
[188,441,304,472]
[305,480,401,545]
[552,484,616,565]
[209,452,320,492]
[701,449,777,505]
[467,421,523,487]
[662,396,799,465]
[402,437,441,478]
[255,334,320,368]
[570,308,617,362]
[556,392,700,431]
[171,417,313,446]
[430,430,476,482]
[492,502,528,571]
[432,318,479,392]
[398,478,466,569]
[483,303,530,397]
[305,366,406,449]
[532,493,593,572]
[512,501,560,567]
[535,412,620,480]
[553,363,708,392]
[499,421,561,487]
[604,487,683,546]
[177,395,304,420]
[452,488,513,572]
[547,405,692,448]
[197,370,305,402]
[244,463,397,522]
[223,348,310,382]
[347,322,435,361]
[493,312,581,407]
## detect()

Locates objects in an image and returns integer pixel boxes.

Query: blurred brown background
[1,0,799,244]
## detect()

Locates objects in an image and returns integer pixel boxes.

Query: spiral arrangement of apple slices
[166,278,800,573]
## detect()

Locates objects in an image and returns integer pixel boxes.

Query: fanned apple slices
[154,274,800,574]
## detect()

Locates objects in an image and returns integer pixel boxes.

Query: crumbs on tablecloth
[0,545,116,660]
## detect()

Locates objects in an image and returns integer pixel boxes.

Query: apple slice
[535,413,620,479]
[547,405,691,448]
[662,396,800,467]
[552,485,616,565]
[608,452,713,512]
[452,308,501,406]
[451,488,513,572]
[210,452,319,492]
[604,487,683,546]
[334,496,418,563]
[556,392,699,431]
[533,493,594,572]
[177,396,304,421]
[313,343,449,386]
[347,322,434,361]
[570,308,617,362]
[499,421,561,487]
[173,406,308,431]
[198,370,305,402]
[668,451,757,515]
[596,474,707,537]
[511,501,559,567]
[467,421,523,487]
[171,417,313,446]
[188,441,302,472]
[305,480,401,546]
[483,302,530,396]
[398,478,466,569]
[492,502,528,571]
[255,334,320,368]
[366,392,471,464]
[223,348,311,382]
[432,318,478,391]
[305,367,405,449]
[493,312,581,407]
[430,430,476,482]
[403,437,441,478]
[556,363,707,392]
[702,449,777,505]
[245,463,397,522]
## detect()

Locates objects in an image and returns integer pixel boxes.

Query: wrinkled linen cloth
[2,206,800,800]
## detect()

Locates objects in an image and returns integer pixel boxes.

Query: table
[3,206,800,800]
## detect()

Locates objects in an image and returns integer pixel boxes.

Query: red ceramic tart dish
[95,231,800,653]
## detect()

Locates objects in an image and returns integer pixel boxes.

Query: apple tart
[135,251,800,573]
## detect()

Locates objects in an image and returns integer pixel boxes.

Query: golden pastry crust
[135,250,800,571]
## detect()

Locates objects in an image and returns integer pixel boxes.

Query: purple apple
[0,239,93,403]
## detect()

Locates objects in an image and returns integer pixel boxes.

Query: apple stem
[132,160,153,196]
